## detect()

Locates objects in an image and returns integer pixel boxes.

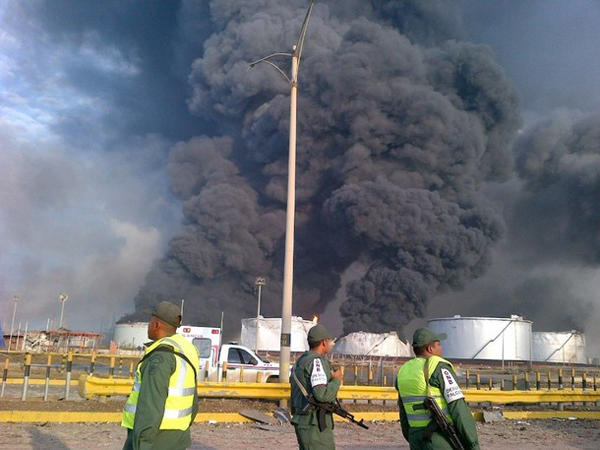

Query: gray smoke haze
[129,0,521,334]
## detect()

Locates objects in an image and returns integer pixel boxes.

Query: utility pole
[58,293,68,329]
[248,0,316,386]
[9,295,19,351]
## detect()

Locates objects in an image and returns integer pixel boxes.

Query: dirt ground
[0,419,599,450]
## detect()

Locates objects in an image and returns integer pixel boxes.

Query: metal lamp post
[254,277,266,351]
[58,293,68,329]
[9,295,19,351]
[248,0,315,385]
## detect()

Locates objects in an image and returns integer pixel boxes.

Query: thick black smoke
[131,0,521,334]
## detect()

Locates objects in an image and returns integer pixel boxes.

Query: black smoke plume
[128,0,521,335]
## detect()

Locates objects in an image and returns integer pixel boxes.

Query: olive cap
[307,324,334,344]
[143,301,182,328]
[412,328,447,347]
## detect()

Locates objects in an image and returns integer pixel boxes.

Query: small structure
[428,315,532,362]
[532,331,587,364]
[113,322,149,350]
[332,331,412,357]
[241,316,316,352]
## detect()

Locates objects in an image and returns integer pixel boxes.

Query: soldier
[121,302,200,450]
[396,328,480,450]
[291,324,343,450]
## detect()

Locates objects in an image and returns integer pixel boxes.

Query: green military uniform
[396,328,480,450]
[122,335,199,450]
[291,325,340,450]
[122,302,199,450]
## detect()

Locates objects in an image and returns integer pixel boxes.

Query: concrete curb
[0,410,598,423]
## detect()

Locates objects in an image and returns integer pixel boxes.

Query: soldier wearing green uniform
[121,302,199,450]
[291,324,342,450]
[396,328,480,450]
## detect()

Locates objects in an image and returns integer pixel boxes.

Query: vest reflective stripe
[163,406,194,419]
[406,408,449,422]
[122,334,199,430]
[397,356,454,428]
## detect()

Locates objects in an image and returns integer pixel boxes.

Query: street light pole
[254,277,267,352]
[58,293,68,329]
[249,0,315,386]
[9,295,19,351]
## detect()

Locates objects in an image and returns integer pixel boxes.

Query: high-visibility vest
[396,356,454,428]
[122,334,199,430]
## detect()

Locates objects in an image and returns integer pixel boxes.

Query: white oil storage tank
[427,315,532,362]
[113,322,149,349]
[532,331,587,364]
[240,316,316,352]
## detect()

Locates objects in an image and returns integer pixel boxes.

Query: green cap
[143,301,182,328]
[412,328,447,347]
[307,324,334,344]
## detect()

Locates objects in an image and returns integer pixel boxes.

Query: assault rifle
[302,395,369,429]
[414,397,466,450]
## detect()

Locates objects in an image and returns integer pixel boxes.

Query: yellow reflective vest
[122,334,199,430]
[396,356,454,428]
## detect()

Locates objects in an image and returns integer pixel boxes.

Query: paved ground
[0,419,599,450]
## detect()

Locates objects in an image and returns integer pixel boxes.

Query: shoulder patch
[441,367,464,403]
[310,358,328,387]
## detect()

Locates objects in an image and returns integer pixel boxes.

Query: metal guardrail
[78,375,600,404]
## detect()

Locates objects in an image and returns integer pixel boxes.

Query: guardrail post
[340,365,345,386]
[536,371,541,390]
[1,358,8,397]
[571,368,576,390]
[239,366,244,382]
[488,378,493,390]
[501,378,505,391]
[21,353,32,401]
[475,373,481,390]
[582,372,587,391]
[44,354,52,401]
[558,369,563,390]
[353,363,358,386]
[128,362,134,378]
[256,370,262,383]
[512,374,517,391]
[119,357,124,375]
[465,369,470,389]
[89,351,96,374]
[204,361,210,382]
[65,350,73,400]
[221,362,228,381]
[109,356,116,379]
[547,371,552,390]
[524,371,529,391]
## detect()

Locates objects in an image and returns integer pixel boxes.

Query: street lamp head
[59,293,68,303]
[13,295,19,303]
[255,277,266,287]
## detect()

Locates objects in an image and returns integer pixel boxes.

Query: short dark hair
[413,344,427,356]
[309,339,323,350]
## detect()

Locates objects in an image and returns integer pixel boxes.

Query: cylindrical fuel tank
[427,315,532,361]
[532,331,587,363]
[113,322,149,349]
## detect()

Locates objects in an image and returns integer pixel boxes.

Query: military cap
[143,301,182,328]
[412,327,447,347]
[307,324,334,344]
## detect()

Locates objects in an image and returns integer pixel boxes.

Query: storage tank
[240,316,316,352]
[332,331,413,357]
[113,322,149,349]
[532,331,587,364]
[427,315,532,361]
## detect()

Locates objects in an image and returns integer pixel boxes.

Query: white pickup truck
[178,325,280,382]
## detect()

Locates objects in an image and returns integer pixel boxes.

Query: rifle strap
[139,345,198,383]
[423,357,431,398]
[291,360,311,399]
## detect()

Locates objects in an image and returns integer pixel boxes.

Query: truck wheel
[267,376,279,383]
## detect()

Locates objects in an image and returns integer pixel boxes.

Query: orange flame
[312,316,318,324]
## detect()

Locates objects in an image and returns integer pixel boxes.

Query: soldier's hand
[332,369,343,381]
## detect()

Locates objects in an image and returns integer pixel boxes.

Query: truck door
[226,347,260,382]
[191,337,213,381]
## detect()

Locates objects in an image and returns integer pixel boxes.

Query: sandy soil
[0,419,599,450]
